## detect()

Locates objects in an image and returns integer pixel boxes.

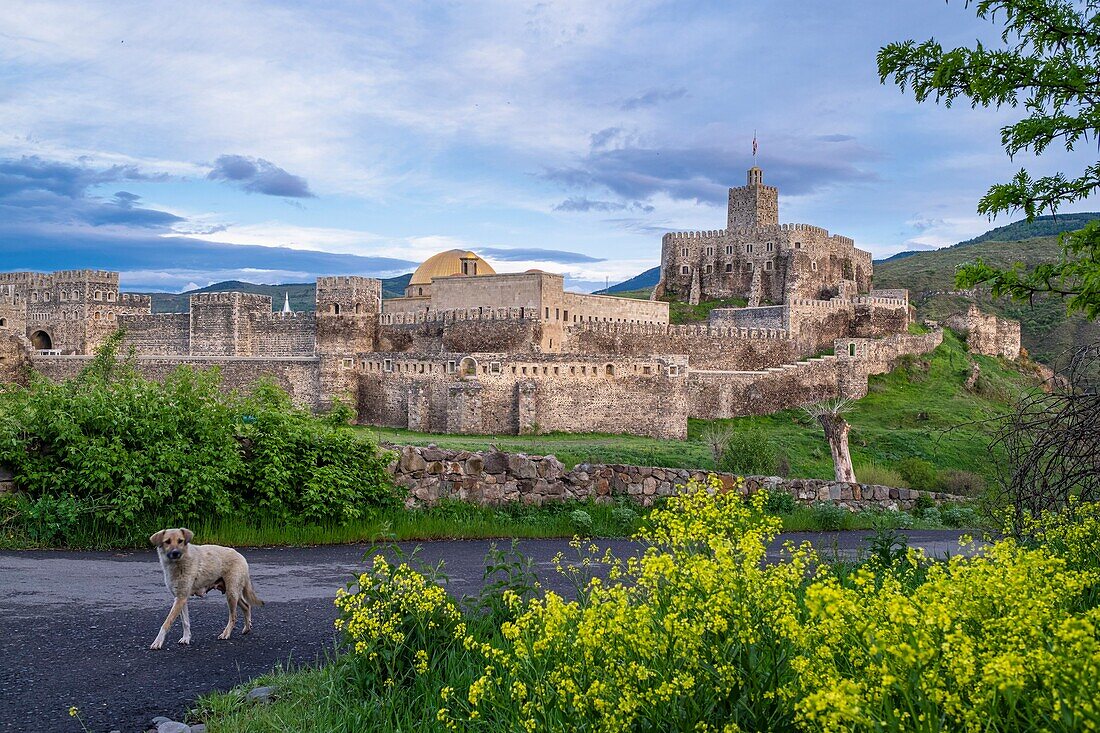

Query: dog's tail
[244,579,265,607]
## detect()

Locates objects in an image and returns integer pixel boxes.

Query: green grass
[366,330,1033,485]
[667,295,751,324]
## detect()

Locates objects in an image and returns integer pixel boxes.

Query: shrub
[569,509,594,536]
[609,506,638,534]
[810,501,848,531]
[855,462,908,488]
[896,457,938,490]
[763,490,797,515]
[717,428,777,476]
[940,504,981,528]
[913,494,937,518]
[0,335,397,542]
[937,469,986,496]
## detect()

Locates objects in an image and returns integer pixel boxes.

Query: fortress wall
[944,305,1021,359]
[441,318,543,353]
[687,357,842,419]
[391,445,963,511]
[851,299,910,338]
[355,353,688,439]
[0,334,30,386]
[117,313,190,355]
[708,305,786,330]
[429,274,545,312]
[188,293,272,356]
[30,355,321,406]
[562,292,669,325]
[564,322,800,370]
[248,312,316,356]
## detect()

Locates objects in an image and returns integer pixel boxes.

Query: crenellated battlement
[568,321,790,341]
[118,293,151,305]
[663,229,728,242]
[190,291,272,306]
[380,307,540,326]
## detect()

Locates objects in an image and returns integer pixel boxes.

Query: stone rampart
[30,355,320,406]
[944,304,1021,359]
[389,445,964,511]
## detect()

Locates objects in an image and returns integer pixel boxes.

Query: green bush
[913,494,937,517]
[763,490,797,515]
[0,335,397,542]
[896,457,938,490]
[810,502,848,531]
[718,428,777,476]
[610,506,639,534]
[937,469,986,497]
[855,462,909,488]
[940,504,981,528]
[570,509,594,536]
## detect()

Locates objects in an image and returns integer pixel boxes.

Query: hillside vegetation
[367,330,1036,488]
[875,234,1100,365]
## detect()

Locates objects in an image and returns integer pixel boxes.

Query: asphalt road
[0,530,973,733]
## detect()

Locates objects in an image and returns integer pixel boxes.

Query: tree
[804,399,857,483]
[878,0,1100,319]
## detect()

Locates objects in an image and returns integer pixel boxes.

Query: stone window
[767,242,774,252]
[563,309,568,322]
[44,292,50,301]
[489,361,501,375]
[725,245,733,255]
[746,244,754,254]
[31,292,38,302]
[746,262,754,271]
[342,358,353,369]
[446,360,457,374]
[555,308,559,320]
[383,358,393,372]
[0,318,5,327]
[706,246,714,256]
[704,264,712,274]
[108,312,115,320]
[725,263,733,273]
[848,343,857,357]
[107,292,115,301]
[605,364,614,376]
[765,261,773,271]
[642,365,651,375]
[811,260,818,271]
[545,307,550,319]
[795,241,802,249]
[60,291,66,301]
[332,303,341,314]
[680,265,689,275]
[72,290,79,300]
[93,311,101,320]
[94,291,101,300]
[667,364,680,376]
[681,248,688,257]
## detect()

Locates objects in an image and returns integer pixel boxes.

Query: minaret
[282,292,292,313]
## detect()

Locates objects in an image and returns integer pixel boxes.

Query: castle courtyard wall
[30,355,320,406]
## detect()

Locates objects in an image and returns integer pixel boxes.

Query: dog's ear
[149,529,166,546]
[181,528,194,543]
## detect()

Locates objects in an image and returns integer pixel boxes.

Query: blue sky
[0,1,1093,292]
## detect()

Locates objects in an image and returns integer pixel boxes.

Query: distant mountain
[595,266,660,295]
[874,250,923,264]
[956,213,1099,246]
[143,274,413,313]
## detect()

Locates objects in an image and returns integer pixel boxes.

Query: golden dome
[408,249,495,286]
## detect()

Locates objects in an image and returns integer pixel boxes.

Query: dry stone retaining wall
[390,445,962,511]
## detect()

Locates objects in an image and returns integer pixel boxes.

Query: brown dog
[149,528,263,650]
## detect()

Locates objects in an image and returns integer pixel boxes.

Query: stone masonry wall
[31,355,320,406]
[945,304,1022,359]
[389,445,964,511]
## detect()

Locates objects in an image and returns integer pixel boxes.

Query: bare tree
[700,423,733,467]
[804,398,857,484]
[991,344,1100,532]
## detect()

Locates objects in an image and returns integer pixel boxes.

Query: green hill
[595,266,660,294]
[143,274,413,313]
[874,234,1100,365]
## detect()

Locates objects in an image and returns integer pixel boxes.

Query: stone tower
[727,166,778,230]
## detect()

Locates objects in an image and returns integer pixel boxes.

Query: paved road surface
[0,531,972,733]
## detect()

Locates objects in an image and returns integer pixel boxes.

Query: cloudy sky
[1,1,1092,292]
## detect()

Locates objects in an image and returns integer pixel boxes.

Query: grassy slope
[875,234,1100,365]
[364,330,1033,483]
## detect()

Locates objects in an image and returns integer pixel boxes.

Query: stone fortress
[0,167,1019,439]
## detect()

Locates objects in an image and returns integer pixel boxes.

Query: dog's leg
[218,593,238,640]
[150,597,186,650]
[240,596,252,634]
[178,603,191,645]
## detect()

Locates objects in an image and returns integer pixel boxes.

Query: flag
[752,133,758,157]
